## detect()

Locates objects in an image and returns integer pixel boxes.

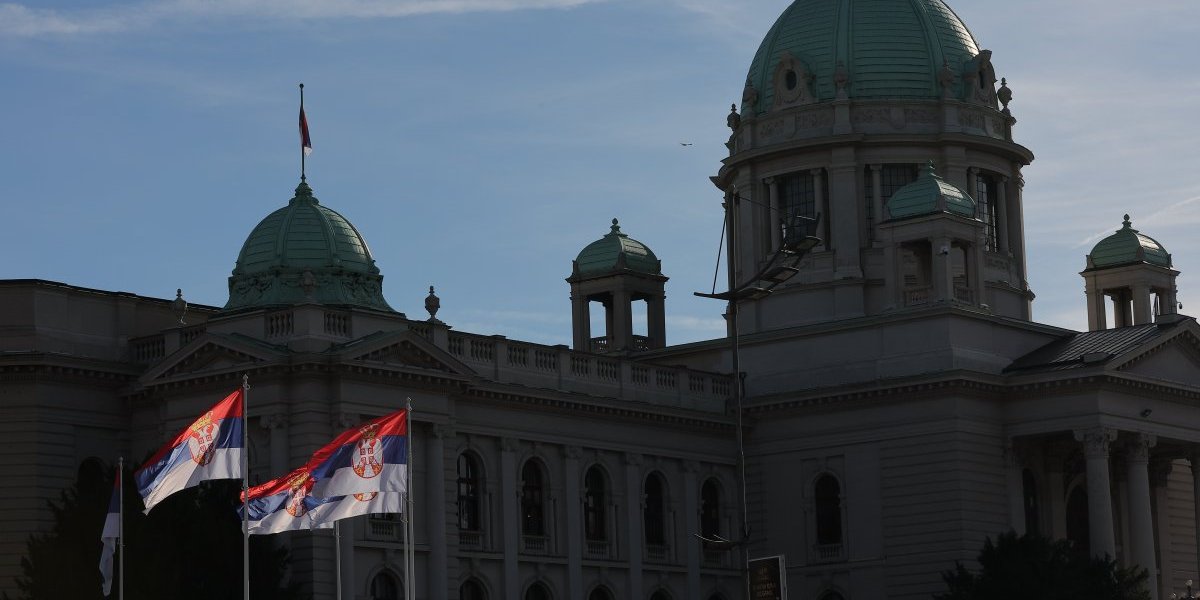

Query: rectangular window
[865,164,919,241]
[779,171,821,247]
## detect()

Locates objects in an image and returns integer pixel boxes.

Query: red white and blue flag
[241,467,403,534]
[307,409,408,499]
[99,473,120,596]
[135,390,245,513]
[299,106,312,156]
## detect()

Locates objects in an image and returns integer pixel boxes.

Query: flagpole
[299,83,306,182]
[334,522,343,600]
[242,375,251,600]
[118,456,124,600]
[404,399,415,600]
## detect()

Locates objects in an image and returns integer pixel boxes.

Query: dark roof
[1004,322,1180,374]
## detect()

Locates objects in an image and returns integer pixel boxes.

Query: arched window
[584,466,608,541]
[650,590,673,600]
[814,473,842,545]
[644,472,667,545]
[525,581,552,600]
[1022,468,1040,536]
[457,453,482,532]
[460,579,487,600]
[521,460,546,536]
[700,478,721,539]
[369,572,401,600]
[587,586,614,600]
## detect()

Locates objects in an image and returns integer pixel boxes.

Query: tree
[5,459,296,600]
[938,531,1150,600]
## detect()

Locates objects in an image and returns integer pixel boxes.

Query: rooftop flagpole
[242,375,251,600]
[299,83,311,182]
[404,399,415,600]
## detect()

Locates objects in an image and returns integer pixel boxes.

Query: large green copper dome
[572,219,661,277]
[223,181,394,312]
[743,0,983,113]
[1087,215,1172,270]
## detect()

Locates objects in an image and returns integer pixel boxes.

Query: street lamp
[694,190,821,593]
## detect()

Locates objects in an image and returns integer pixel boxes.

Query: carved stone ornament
[997,78,1012,113]
[300,270,317,299]
[1074,427,1117,459]
[500,437,520,453]
[961,50,997,107]
[563,445,584,460]
[1125,433,1157,462]
[425,285,441,322]
[261,412,289,430]
[938,60,957,99]
[742,78,759,112]
[833,60,849,100]
[726,103,741,132]
[772,51,817,109]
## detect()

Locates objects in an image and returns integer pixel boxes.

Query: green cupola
[572,219,662,277]
[1086,215,1172,269]
[886,162,976,220]
[223,181,394,312]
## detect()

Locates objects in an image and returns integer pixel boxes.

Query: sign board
[747,554,787,600]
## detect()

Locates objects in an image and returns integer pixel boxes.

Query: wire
[711,212,726,295]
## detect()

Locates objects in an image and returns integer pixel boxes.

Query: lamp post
[695,189,820,597]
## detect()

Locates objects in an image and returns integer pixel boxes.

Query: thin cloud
[0,0,602,37]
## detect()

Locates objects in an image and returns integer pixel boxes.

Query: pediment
[1110,322,1200,386]
[140,335,282,384]
[336,330,473,377]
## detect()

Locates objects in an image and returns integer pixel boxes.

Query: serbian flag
[310,492,403,529]
[307,409,408,498]
[99,474,120,596]
[241,466,332,535]
[299,106,312,156]
[135,390,244,513]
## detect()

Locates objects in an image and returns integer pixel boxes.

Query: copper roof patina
[573,219,662,277]
[1087,215,1172,270]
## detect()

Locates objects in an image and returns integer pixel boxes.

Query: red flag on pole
[299,107,313,156]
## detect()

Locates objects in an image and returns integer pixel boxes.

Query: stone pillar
[933,236,953,302]
[563,446,584,600]
[1151,460,1175,600]
[612,290,632,351]
[1004,443,1026,535]
[829,155,863,279]
[995,176,1010,254]
[571,294,591,351]
[683,461,701,598]
[1075,427,1118,558]
[870,164,883,243]
[500,437,520,599]
[263,413,290,476]
[1191,451,1200,581]
[1126,434,1158,600]
[1133,284,1153,325]
[625,453,644,599]
[812,168,827,250]
[428,425,449,600]
[1088,288,1108,331]
[766,177,780,252]
[647,296,666,349]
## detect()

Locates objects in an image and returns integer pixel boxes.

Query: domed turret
[223,181,393,312]
[567,219,667,353]
[1087,215,1171,269]
[573,219,662,277]
[886,162,976,220]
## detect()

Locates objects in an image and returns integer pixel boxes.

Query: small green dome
[573,219,661,277]
[224,181,394,312]
[743,0,984,113]
[886,162,975,220]
[1088,215,1172,269]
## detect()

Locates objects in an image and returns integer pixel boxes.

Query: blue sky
[2,0,1198,345]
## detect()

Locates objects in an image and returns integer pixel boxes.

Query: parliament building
[4,0,1200,598]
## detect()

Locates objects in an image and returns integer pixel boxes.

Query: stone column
[625,453,644,599]
[870,165,883,243]
[812,168,827,250]
[500,437,520,599]
[1151,460,1175,600]
[612,290,632,351]
[1046,449,1068,539]
[563,446,584,600]
[829,154,864,280]
[1088,288,1108,331]
[683,461,701,598]
[1004,442,1026,535]
[765,177,780,252]
[1075,427,1118,558]
[427,425,449,600]
[1191,451,1200,581]
[1133,284,1153,325]
[571,294,590,351]
[933,236,953,302]
[995,176,1009,254]
[647,296,666,349]
[1126,434,1158,600]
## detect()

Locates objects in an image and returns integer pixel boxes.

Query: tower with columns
[1083,215,1179,330]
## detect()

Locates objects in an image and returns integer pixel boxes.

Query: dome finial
[611,218,621,234]
[1123,214,1132,228]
